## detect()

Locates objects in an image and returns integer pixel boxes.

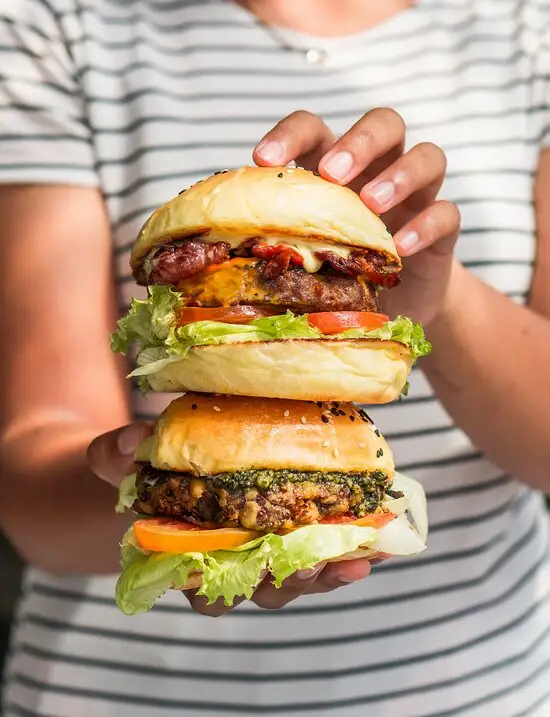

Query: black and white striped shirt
[1,1,550,715]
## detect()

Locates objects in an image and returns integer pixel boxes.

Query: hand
[185,558,376,617]
[87,422,152,489]
[253,108,461,327]
[88,424,381,616]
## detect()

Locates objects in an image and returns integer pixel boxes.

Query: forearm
[423,261,550,491]
[1,423,129,574]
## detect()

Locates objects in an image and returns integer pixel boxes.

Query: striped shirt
[1,0,550,715]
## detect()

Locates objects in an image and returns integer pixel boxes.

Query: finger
[360,142,447,214]
[252,564,325,609]
[318,107,406,185]
[304,558,372,595]
[393,200,461,257]
[253,110,336,169]
[183,590,244,617]
[87,422,152,487]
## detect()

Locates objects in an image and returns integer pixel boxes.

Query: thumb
[87,422,152,487]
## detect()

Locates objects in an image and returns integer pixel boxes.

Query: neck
[237,0,414,37]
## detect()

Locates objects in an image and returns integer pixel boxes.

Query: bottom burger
[115,393,428,615]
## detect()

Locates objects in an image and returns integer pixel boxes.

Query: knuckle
[376,107,406,132]
[425,202,456,237]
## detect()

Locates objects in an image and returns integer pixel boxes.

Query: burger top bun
[135,392,395,477]
[130,166,401,277]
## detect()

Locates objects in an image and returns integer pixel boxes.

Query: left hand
[253,108,461,327]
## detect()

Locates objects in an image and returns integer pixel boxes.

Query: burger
[115,393,427,615]
[111,166,431,403]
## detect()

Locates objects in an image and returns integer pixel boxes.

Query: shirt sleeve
[0,1,98,186]
[535,3,550,149]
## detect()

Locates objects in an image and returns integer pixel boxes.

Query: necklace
[260,21,334,67]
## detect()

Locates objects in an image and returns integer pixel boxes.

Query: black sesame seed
[178,189,186,195]
[375,429,381,437]
[330,407,339,416]
[376,448,384,458]
[191,404,197,410]
[316,401,323,408]
[349,415,355,422]
[338,410,346,416]
[277,172,284,178]
[321,415,329,424]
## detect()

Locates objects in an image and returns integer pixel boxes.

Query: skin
[1,0,549,616]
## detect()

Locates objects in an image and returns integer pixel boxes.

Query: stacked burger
[112,166,430,615]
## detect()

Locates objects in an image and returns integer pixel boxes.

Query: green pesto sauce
[212,468,390,516]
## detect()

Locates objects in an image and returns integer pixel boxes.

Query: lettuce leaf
[115,473,428,616]
[337,316,431,360]
[110,286,181,354]
[110,286,431,383]
[115,473,138,514]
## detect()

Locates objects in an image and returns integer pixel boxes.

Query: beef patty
[134,465,393,532]
[173,258,381,313]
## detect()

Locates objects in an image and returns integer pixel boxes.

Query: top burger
[112,166,431,402]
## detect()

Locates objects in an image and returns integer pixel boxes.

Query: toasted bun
[136,392,395,476]
[146,338,412,403]
[131,166,400,276]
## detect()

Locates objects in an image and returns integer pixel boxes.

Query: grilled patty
[134,465,393,532]
[171,258,381,314]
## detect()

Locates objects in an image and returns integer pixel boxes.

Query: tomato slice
[176,305,282,326]
[319,512,395,529]
[307,311,389,334]
[134,518,261,553]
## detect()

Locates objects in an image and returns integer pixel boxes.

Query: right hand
[87,423,380,616]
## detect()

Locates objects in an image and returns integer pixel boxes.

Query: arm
[0,184,142,573]
[422,151,550,491]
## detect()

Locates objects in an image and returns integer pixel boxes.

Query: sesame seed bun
[135,392,395,477]
[130,166,401,278]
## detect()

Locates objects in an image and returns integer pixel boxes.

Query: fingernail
[396,230,420,254]
[256,139,285,164]
[366,180,395,206]
[117,424,146,456]
[323,150,354,180]
[296,565,324,580]
[335,574,358,584]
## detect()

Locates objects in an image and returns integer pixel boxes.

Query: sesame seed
[330,407,339,416]
[358,443,366,448]
[283,410,290,417]
[349,415,355,422]
[322,441,330,448]
[333,448,340,458]
[321,415,329,424]
[191,404,197,410]
[375,429,381,437]
[332,402,340,408]
[376,448,384,458]
[213,406,221,412]
[338,409,346,416]
[300,416,307,424]
[277,172,284,178]
[316,401,323,408]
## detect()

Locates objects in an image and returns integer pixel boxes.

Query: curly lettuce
[111,286,431,384]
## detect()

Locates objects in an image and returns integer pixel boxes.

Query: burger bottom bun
[147,338,412,404]
[171,548,381,592]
